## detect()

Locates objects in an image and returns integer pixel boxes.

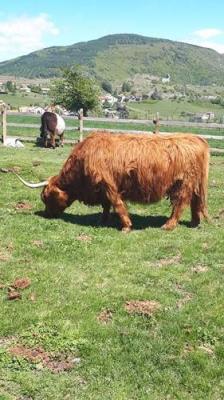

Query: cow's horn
[13,172,48,188]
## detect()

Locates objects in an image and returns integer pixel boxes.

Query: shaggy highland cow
[14,132,209,231]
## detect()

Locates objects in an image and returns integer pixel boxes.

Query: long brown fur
[41,131,209,231]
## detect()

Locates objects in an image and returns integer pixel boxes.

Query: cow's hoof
[161,222,177,231]
[190,220,200,228]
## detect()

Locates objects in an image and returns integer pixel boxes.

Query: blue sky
[0,0,224,62]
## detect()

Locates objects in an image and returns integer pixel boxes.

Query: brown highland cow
[15,132,209,231]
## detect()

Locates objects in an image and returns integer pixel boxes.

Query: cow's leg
[163,186,191,230]
[43,134,48,148]
[190,193,201,227]
[101,200,111,225]
[60,133,64,147]
[50,132,56,149]
[162,202,186,230]
[105,186,132,232]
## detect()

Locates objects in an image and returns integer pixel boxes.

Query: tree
[102,80,113,94]
[5,81,16,93]
[121,81,131,93]
[30,84,42,94]
[51,67,100,116]
[151,87,163,100]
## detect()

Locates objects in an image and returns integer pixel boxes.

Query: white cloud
[194,28,223,40]
[196,41,224,54]
[0,14,59,62]
[184,28,224,54]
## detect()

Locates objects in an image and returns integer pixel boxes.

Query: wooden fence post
[78,108,84,142]
[0,102,7,144]
[153,112,160,134]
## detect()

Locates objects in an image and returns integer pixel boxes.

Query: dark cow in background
[40,111,65,148]
[14,131,209,232]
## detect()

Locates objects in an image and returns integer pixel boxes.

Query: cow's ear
[52,187,68,202]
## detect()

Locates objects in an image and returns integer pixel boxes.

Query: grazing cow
[14,131,209,231]
[40,111,65,148]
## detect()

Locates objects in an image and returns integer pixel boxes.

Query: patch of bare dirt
[3,277,32,300]
[28,293,36,302]
[183,343,194,355]
[125,300,161,316]
[9,345,50,363]
[175,284,193,309]
[0,336,16,348]
[31,240,44,248]
[32,161,41,167]
[215,209,224,220]
[45,359,74,373]
[97,308,113,324]
[6,242,14,251]
[0,166,21,174]
[177,292,193,308]
[12,277,31,290]
[14,201,32,210]
[76,233,92,242]
[209,180,218,188]
[0,250,11,262]
[9,345,76,373]
[149,254,182,268]
[191,264,208,274]
[0,243,14,263]
[198,344,214,356]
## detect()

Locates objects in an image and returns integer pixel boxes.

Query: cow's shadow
[35,211,190,230]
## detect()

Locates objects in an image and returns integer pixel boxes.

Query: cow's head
[41,177,69,217]
[13,173,69,218]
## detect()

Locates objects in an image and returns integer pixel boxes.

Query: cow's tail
[199,144,210,221]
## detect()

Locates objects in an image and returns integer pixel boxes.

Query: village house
[191,112,215,122]
[100,94,118,106]
[41,87,50,95]
[19,85,31,93]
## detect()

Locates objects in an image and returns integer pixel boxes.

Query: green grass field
[0,143,224,399]
[0,93,50,109]
[3,113,224,150]
[127,99,224,121]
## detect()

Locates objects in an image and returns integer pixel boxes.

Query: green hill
[0,33,224,85]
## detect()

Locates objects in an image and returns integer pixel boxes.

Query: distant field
[0,92,50,108]
[127,99,224,121]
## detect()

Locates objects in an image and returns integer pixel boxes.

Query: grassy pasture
[0,143,224,399]
[127,99,224,121]
[3,113,224,150]
[0,93,50,108]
